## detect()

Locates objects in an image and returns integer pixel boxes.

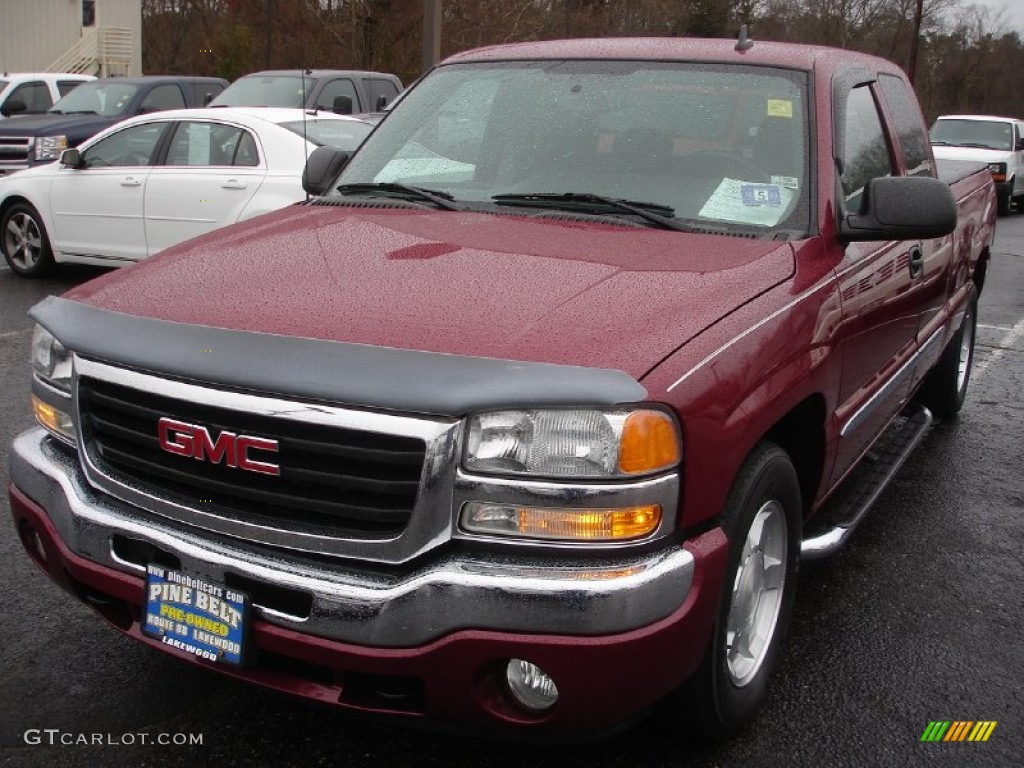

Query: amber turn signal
[618,410,681,474]
[461,502,662,541]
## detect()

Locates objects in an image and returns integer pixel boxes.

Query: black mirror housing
[332,95,353,115]
[1,98,27,117]
[840,176,957,242]
[302,146,350,196]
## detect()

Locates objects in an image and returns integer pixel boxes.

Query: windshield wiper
[62,110,99,115]
[957,142,998,150]
[335,182,462,211]
[492,192,695,232]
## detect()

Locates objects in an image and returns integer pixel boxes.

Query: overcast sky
[970,0,1024,34]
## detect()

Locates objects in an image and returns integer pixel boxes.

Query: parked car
[0,107,374,275]
[209,69,402,114]
[930,114,1024,215]
[0,76,228,174]
[0,73,95,118]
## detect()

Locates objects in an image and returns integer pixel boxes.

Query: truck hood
[0,113,118,138]
[65,204,795,380]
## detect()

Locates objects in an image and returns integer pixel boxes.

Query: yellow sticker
[766,99,793,118]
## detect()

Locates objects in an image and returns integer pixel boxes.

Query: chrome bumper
[10,428,696,647]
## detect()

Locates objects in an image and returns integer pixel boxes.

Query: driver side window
[840,85,893,213]
[82,122,170,168]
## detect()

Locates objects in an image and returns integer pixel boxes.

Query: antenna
[736,25,754,52]
[301,68,312,201]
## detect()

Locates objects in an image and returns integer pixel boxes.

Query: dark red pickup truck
[9,37,996,739]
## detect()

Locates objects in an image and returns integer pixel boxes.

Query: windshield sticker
[741,184,782,207]
[771,175,800,190]
[699,178,794,226]
[766,99,793,118]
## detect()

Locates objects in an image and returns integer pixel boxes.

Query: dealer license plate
[142,564,248,666]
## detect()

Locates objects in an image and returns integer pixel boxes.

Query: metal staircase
[46,26,132,77]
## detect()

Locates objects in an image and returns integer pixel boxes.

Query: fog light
[505,659,558,712]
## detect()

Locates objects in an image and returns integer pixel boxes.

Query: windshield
[49,82,138,116]
[211,76,316,108]
[333,61,810,235]
[280,118,373,150]
[930,119,1014,151]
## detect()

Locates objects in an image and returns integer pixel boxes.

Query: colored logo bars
[920,721,997,742]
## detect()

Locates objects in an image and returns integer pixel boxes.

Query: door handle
[222,179,247,189]
[908,246,924,279]
[120,177,142,187]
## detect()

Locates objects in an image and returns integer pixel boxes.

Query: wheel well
[763,395,826,514]
[0,195,33,221]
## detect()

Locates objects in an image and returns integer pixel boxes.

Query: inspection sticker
[766,99,793,118]
[142,564,248,666]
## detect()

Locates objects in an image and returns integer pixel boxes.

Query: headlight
[34,135,68,161]
[464,408,681,478]
[987,162,1007,181]
[31,324,72,390]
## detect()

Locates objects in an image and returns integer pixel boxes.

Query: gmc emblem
[157,417,280,476]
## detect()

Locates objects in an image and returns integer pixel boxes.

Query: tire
[997,188,1011,216]
[1,202,55,277]
[668,442,801,738]
[916,286,978,419]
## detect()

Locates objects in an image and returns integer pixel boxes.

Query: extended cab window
[840,85,893,212]
[165,121,257,166]
[878,74,933,177]
[82,122,170,167]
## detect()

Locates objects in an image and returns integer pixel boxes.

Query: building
[0,0,141,77]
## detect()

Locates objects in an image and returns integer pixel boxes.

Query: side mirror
[60,148,83,168]
[375,95,388,112]
[302,146,350,196]
[1016,137,1024,151]
[332,95,353,115]
[840,176,957,242]
[1,98,27,117]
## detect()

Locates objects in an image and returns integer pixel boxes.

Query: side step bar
[801,402,933,559]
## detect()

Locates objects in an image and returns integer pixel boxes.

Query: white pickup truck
[0,73,95,118]
[930,113,1024,215]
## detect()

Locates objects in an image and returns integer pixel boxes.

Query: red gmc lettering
[236,436,280,476]
[157,417,279,475]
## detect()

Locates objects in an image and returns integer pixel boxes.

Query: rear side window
[840,85,893,212]
[165,121,258,166]
[364,78,400,110]
[192,81,224,106]
[141,84,187,113]
[878,74,932,178]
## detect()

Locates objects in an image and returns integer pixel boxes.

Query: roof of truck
[442,36,902,74]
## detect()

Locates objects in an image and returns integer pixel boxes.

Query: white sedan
[0,107,374,276]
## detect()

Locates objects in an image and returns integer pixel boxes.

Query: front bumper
[9,428,728,735]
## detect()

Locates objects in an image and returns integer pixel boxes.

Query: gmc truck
[9,37,996,739]
[0,76,227,174]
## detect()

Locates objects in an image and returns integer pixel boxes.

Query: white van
[930,114,1024,215]
[0,73,96,118]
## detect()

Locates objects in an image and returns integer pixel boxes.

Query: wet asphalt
[0,216,1021,768]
